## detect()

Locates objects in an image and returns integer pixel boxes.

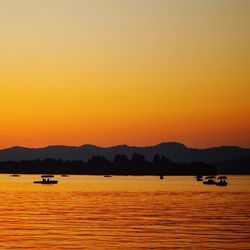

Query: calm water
[0,175,249,249]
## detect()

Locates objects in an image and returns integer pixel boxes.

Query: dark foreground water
[0,175,249,249]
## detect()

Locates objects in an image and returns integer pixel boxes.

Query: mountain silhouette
[0,142,249,163]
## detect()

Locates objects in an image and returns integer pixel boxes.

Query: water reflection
[0,175,249,249]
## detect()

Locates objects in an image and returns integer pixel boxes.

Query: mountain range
[0,142,249,164]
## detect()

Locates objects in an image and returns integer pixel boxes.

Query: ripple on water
[0,176,249,249]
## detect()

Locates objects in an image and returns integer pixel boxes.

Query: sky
[0,0,250,149]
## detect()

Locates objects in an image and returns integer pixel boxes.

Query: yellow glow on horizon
[0,0,250,148]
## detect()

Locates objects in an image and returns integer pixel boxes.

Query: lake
[0,175,249,249]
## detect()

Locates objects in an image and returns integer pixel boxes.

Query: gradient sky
[0,0,250,149]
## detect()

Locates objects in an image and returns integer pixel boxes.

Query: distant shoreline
[2,173,250,176]
[0,143,249,175]
[0,154,218,176]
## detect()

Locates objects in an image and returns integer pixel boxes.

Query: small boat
[61,174,69,177]
[203,176,216,185]
[104,175,112,177]
[10,174,20,177]
[34,175,58,184]
[195,175,203,181]
[216,176,228,186]
[160,175,164,179]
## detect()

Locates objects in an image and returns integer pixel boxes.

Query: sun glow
[0,0,250,148]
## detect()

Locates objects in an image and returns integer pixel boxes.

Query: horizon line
[1,141,249,151]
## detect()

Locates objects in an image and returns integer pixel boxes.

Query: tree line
[0,153,216,175]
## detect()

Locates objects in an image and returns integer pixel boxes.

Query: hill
[0,142,249,164]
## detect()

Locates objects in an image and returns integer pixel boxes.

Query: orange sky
[0,0,250,149]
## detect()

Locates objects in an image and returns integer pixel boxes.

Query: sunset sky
[0,0,249,149]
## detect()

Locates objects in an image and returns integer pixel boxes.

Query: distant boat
[10,174,20,177]
[104,175,112,177]
[195,175,203,181]
[203,176,216,185]
[34,175,58,184]
[160,175,164,179]
[61,174,69,177]
[216,176,228,186]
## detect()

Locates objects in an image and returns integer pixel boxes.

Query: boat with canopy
[216,176,228,186]
[203,176,216,185]
[33,175,58,184]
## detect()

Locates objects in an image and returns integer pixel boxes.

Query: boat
[33,175,58,184]
[203,176,216,185]
[216,176,228,186]
[61,174,69,177]
[195,175,203,181]
[10,174,20,177]
[104,175,112,177]
[160,175,164,179]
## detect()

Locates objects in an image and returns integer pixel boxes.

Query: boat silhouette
[195,175,203,181]
[216,176,228,186]
[33,175,58,184]
[10,174,20,177]
[203,176,216,185]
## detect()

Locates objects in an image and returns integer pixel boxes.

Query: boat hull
[33,181,58,184]
[203,181,216,185]
[216,182,228,186]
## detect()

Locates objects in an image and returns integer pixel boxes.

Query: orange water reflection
[0,175,249,249]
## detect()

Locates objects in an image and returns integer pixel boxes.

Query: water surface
[0,175,249,249]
